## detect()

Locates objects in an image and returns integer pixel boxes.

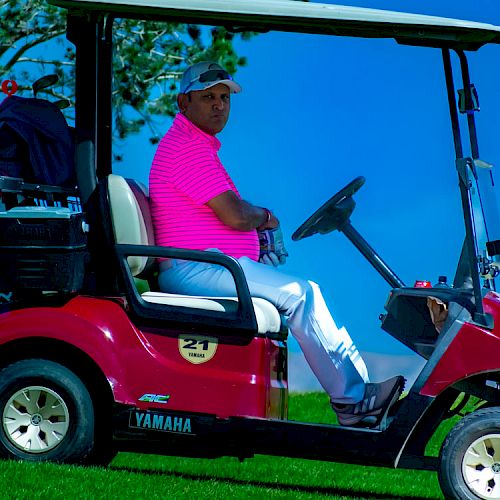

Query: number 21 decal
[178,334,218,364]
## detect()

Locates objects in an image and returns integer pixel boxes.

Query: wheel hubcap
[2,386,69,454]
[463,433,500,499]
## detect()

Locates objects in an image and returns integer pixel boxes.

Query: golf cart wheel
[0,359,95,463]
[439,407,500,500]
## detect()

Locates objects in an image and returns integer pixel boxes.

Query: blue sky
[116,0,500,368]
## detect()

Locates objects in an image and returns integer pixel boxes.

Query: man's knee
[287,279,316,311]
[303,279,323,301]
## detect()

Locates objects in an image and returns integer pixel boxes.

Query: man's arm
[208,190,279,231]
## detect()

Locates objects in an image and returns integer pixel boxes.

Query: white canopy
[49,0,500,50]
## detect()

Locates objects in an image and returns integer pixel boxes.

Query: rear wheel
[0,359,95,463]
[439,407,500,499]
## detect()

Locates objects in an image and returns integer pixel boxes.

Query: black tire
[83,445,117,467]
[439,407,500,500]
[0,359,95,463]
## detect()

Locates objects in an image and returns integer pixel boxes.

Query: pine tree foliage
[0,0,252,146]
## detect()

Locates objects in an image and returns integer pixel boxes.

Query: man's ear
[177,93,188,113]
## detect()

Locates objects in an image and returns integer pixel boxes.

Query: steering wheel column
[340,220,405,289]
[292,177,405,289]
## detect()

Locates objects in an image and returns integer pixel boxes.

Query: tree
[0,0,252,149]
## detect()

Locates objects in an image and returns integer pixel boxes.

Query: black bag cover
[0,95,75,187]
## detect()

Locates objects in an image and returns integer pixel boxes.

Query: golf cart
[1,1,500,498]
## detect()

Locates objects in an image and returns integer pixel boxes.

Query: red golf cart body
[1,2,500,498]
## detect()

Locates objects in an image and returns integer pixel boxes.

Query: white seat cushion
[108,174,149,276]
[141,292,284,334]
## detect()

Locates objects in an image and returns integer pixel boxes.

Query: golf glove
[258,226,288,267]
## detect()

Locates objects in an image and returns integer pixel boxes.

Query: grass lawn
[0,392,451,499]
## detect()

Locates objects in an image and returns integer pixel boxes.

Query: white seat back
[107,174,154,276]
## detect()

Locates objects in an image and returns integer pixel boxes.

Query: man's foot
[331,375,405,428]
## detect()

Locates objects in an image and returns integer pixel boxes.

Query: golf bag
[0,95,75,187]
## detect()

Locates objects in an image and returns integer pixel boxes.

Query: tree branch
[0,32,33,59]
[3,28,65,72]
[16,57,74,66]
[135,107,160,138]
[37,87,74,102]
[144,72,182,83]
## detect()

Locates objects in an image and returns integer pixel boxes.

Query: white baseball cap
[180,61,241,94]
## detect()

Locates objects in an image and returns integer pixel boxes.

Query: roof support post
[67,13,101,205]
[456,50,500,272]
[96,16,114,180]
[442,48,490,327]
[455,50,481,161]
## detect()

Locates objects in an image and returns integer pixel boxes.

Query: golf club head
[32,74,59,97]
[53,98,71,110]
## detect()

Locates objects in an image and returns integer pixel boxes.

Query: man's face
[178,83,231,136]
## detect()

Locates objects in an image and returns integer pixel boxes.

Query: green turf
[0,392,447,499]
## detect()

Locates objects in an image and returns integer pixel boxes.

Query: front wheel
[439,407,500,499]
[0,359,95,463]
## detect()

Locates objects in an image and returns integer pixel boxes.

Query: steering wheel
[292,176,365,241]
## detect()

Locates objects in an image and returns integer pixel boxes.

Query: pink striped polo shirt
[149,113,259,261]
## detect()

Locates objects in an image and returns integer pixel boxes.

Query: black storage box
[0,207,87,293]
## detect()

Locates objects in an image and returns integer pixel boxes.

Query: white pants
[159,255,369,404]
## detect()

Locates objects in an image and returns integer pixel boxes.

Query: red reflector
[414,280,432,288]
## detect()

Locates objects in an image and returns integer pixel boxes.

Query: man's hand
[260,252,286,267]
[258,226,288,267]
[208,190,279,231]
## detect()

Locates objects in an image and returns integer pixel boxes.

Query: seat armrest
[114,243,259,336]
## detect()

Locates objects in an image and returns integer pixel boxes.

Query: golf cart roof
[48,0,500,50]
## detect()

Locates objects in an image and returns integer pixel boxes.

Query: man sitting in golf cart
[149,61,404,428]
